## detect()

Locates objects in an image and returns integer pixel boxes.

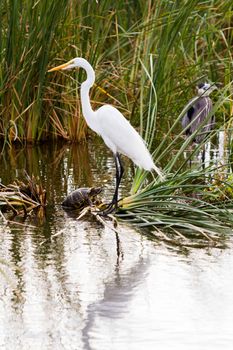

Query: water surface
[0,140,233,350]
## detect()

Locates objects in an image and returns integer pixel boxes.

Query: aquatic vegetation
[203,173,233,202]
[118,167,233,246]
[0,174,46,216]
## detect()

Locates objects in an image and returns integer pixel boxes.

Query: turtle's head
[89,187,102,198]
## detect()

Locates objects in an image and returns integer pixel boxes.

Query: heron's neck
[80,62,98,131]
[198,91,211,97]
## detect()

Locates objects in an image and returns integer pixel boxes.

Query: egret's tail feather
[134,153,165,180]
[152,163,165,180]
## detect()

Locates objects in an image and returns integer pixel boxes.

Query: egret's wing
[97,105,149,157]
[96,105,163,176]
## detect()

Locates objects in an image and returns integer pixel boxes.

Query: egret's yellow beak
[47,60,73,72]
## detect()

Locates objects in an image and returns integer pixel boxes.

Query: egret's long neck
[79,61,98,131]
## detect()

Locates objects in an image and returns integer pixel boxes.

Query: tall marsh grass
[0,0,232,143]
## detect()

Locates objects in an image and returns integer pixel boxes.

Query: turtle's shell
[62,187,102,209]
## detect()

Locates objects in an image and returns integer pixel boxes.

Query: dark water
[0,139,233,350]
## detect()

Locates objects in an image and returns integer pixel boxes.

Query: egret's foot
[98,207,116,216]
[98,202,117,216]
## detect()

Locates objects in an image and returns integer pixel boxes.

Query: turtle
[62,187,102,210]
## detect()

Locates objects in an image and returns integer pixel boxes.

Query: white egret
[48,57,163,214]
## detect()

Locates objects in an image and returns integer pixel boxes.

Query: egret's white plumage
[95,104,156,171]
[48,57,163,213]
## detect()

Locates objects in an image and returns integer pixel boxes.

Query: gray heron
[181,82,216,143]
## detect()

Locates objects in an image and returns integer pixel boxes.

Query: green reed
[0,0,232,143]
[0,0,69,142]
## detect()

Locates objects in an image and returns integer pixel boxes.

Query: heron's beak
[47,60,73,72]
[211,84,218,91]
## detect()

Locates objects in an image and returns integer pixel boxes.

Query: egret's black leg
[100,153,124,215]
[112,153,124,207]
